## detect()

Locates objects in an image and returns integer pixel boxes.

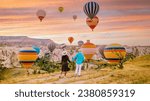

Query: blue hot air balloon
[32,46,40,54]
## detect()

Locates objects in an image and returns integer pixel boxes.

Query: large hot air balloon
[83,1,99,19]
[68,37,74,44]
[104,44,126,64]
[18,48,38,69]
[48,42,56,53]
[36,9,46,22]
[86,16,99,31]
[81,40,96,60]
[78,40,84,47]
[58,7,64,13]
[32,46,40,54]
[73,15,77,21]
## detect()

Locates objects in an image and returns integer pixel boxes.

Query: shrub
[0,59,6,80]
[35,56,61,73]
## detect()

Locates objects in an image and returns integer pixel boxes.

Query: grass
[0,55,150,84]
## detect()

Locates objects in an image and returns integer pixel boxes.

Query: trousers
[75,63,83,76]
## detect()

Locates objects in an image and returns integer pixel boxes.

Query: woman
[60,51,70,78]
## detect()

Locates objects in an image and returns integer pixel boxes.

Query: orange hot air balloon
[18,48,38,69]
[104,44,126,64]
[81,40,96,60]
[86,16,99,31]
[36,9,46,22]
[58,7,64,13]
[68,37,74,44]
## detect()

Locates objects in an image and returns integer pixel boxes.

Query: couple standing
[60,49,84,78]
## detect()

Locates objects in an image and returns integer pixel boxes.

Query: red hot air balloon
[86,16,99,31]
[36,9,46,22]
[68,37,74,44]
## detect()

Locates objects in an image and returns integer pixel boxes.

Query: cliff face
[0,36,150,68]
[0,36,55,68]
[0,36,54,47]
[0,47,20,68]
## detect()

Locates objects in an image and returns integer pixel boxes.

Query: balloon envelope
[36,9,46,22]
[68,37,74,44]
[86,16,99,31]
[81,40,96,60]
[78,40,84,47]
[83,1,99,19]
[104,44,126,64]
[58,7,64,13]
[32,46,40,54]
[18,48,38,68]
[48,42,56,52]
[73,15,77,21]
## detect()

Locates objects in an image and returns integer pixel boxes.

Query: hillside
[0,55,150,84]
[0,36,54,46]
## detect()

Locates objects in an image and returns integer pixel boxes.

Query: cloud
[0,0,150,45]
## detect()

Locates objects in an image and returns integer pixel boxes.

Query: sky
[0,0,150,46]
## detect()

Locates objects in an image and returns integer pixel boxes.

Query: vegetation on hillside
[0,55,149,84]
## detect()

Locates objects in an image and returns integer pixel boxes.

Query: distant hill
[0,36,54,47]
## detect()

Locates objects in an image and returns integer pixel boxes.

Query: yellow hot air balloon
[104,44,126,64]
[58,7,64,13]
[18,48,38,69]
[81,40,96,60]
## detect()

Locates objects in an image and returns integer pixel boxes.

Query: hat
[62,51,67,56]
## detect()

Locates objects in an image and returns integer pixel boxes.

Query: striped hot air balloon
[48,42,56,53]
[18,48,38,68]
[83,1,99,19]
[104,44,126,64]
[81,40,96,60]
[86,16,99,31]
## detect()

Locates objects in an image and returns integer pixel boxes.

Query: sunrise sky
[0,0,150,45]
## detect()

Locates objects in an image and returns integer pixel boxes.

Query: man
[72,49,84,77]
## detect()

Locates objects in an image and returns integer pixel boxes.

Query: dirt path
[15,69,113,84]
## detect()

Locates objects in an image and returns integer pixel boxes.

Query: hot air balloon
[81,40,96,60]
[86,16,99,31]
[83,1,99,19]
[60,43,66,49]
[18,48,38,69]
[36,9,46,22]
[68,37,74,44]
[104,44,126,64]
[32,46,40,54]
[48,42,56,53]
[58,7,64,13]
[78,40,84,47]
[73,15,77,21]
